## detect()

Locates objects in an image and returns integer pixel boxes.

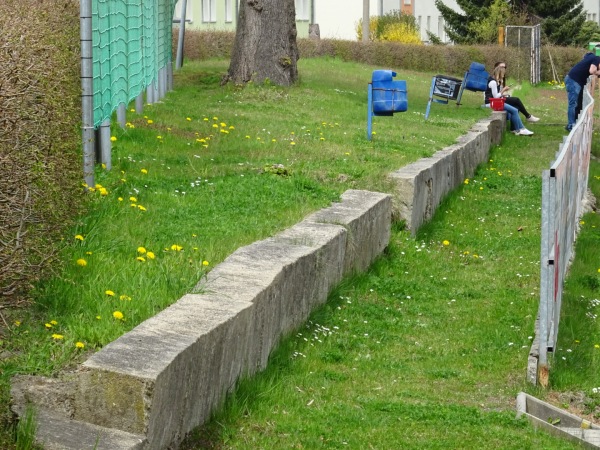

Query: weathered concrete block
[74,295,254,449]
[305,189,392,275]
[390,116,501,234]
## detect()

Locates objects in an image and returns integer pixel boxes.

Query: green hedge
[0,0,82,303]
[180,30,585,82]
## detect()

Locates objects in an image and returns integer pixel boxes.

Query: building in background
[583,0,600,24]
[175,0,599,44]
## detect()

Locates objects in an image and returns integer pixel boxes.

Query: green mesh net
[92,0,176,127]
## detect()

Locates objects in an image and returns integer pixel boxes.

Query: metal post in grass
[167,62,173,91]
[176,0,187,70]
[80,0,95,188]
[99,119,112,171]
[147,81,154,104]
[136,92,144,113]
[117,103,127,129]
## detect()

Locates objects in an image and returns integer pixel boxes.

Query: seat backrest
[464,62,489,92]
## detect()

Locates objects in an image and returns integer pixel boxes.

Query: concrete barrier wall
[390,113,504,234]
[11,114,505,450]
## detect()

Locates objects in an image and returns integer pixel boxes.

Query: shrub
[356,10,422,44]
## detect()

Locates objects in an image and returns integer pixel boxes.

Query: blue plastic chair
[456,62,489,105]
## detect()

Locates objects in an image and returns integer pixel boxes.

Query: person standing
[565,52,600,131]
[485,65,534,136]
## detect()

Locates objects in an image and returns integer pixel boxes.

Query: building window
[404,0,411,4]
[295,0,309,21]
[202,0,216,23]
[225,0,233,22]
[426,16,431,32]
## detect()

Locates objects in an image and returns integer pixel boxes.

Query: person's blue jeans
[565,75,581,131]
[504,102,525,131]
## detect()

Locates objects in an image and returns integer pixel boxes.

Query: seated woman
[485,65,534,136]
[495,62,540,123]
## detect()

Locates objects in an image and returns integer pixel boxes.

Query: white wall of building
[582,0,600,24]
[314,0,378,40]
[413,0,460,43]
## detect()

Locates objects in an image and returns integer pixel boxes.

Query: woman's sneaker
[517,128,534,136]
[527,115,540,122]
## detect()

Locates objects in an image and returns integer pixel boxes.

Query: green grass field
[3,57,599,449]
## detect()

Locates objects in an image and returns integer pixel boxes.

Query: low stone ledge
[12,189,392,450]
[389,114,505,234]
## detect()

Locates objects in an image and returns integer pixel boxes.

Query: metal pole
[80,0,95,188]
[99,119,112,171]
[135,92,144,114]
[176,0,187,70]
[117,103,127,129]
[362,0,369,42]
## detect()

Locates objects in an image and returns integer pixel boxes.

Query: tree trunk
[225,0,299,86]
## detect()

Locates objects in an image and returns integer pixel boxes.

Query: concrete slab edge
[516,392,600,449]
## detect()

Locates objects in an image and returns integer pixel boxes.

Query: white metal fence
[535,78,594,384]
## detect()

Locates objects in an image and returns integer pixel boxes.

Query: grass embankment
[3,57,599,449]
[179,64,599,448]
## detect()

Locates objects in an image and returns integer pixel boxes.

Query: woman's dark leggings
[504,96,531,118]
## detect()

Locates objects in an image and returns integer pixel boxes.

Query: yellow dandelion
[118,197,123,202]
[14,320,21,327]
[202,260,209,266]
[464,179,469,185]
[76,258,87,267]
[146,251,155,260]
[157,136,162,140]
[212,124,218,128]
[171,244,183,251]
[137,247,147,254]
[105,290,115,297]
[99,187,108,196]
[138,205,147,211]
[96,315,101,320]
[101,163,106,169]
[186,117,192,121]
[75,342,85,349]
[45,323,52,329]
[580,220,585,225]
[51,334,64,340]
[141,169,148,174]
[113,311,124,320]
[130,108,135,112]
[129,196,137,202]
[110,136,117,142]
[136,256,146,262]
[50,320,58,325]
[596,344,600,349]
[130,203,137,208]
[75,234,84,241]
[290,141,296,146]
[442,240,450,246]
[119,294,131,301]
[147,119,153,124]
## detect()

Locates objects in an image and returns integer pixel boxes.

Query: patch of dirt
[546,390,600,425]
